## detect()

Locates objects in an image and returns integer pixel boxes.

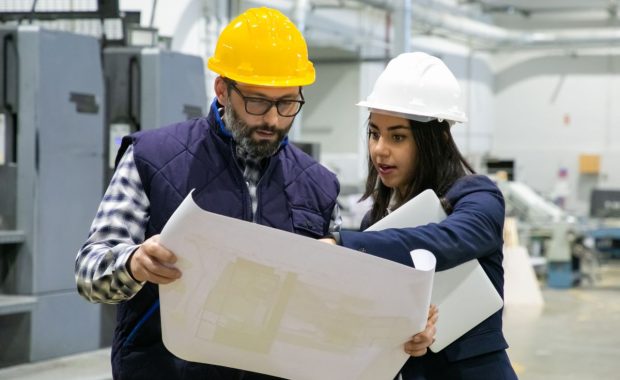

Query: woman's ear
[214,76,228,105]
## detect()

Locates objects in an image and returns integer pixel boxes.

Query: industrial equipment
[497,180,584,288]
[103,47,207,182]
[588,189,620,259]
[0,25,105,366]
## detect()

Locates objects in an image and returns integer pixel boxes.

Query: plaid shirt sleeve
[75,145,149,304]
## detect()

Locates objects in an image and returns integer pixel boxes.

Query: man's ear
[214,76,228,105]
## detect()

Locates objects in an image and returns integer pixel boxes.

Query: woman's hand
[404,304,438,357]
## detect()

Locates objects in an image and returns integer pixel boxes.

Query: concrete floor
[0,349,111,380]
[504,260,620,380]
[1,262,619,380]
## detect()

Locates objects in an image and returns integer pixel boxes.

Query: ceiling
[470,0,616,12]
[457,0,619,29]
[230,0,620,56]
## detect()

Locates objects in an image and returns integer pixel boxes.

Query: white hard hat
[357,52,467,124]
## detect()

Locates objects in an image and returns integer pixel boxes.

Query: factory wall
[493,53,620,214]
[301,62,368,188]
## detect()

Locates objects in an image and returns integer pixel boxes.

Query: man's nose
[263,105,280,126]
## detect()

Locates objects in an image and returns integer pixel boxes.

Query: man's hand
[129,234,182,284]
[404,304,438,357]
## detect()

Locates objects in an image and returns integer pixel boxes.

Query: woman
[322,52,517,379]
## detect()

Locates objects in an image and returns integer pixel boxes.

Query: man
[75,7,434,380]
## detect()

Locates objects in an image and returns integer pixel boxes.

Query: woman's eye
[393,135,405,142]
[368,131,379,139]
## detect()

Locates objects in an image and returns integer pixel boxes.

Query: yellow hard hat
[207,7,315,87]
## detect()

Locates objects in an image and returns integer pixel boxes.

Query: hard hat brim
[208,60,315,87]
[356,100,468,124]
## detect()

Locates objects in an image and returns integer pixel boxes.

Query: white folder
[365,189,504,352]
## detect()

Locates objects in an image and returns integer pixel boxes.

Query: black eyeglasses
[227,81,305,117]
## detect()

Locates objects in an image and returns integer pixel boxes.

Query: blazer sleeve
[339,178,505,271]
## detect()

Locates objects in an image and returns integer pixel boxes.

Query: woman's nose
[372,137,389,157]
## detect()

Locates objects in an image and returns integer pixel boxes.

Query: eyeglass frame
[224,79,305,117]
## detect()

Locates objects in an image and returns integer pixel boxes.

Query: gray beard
[223,103,290,160]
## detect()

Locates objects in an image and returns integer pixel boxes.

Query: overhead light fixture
[124,23,158,47]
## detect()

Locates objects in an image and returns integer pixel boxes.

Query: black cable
[149,0,158,27]
[29,0,39,24]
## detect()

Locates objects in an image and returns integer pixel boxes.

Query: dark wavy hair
[361,118,475,225]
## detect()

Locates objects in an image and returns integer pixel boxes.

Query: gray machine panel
[32,28,105,293]
[30,292,101,360]
[102,47,206,177]
[11,26,38,295]
[0,25,104,362]
[0,29,18,230]
[102,47,141,175]
[103,47,141,128]
[141,48,206,130]
[590,189,620,218]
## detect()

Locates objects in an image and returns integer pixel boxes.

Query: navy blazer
[339,175,512,377]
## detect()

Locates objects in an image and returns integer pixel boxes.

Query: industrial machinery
[103,47,207,182]
[0,0,208,367]
[0,24,209,366]
[588,189,620,259]
[0,25,105,366]
[496,180,587,288]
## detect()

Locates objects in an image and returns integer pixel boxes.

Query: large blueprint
[159,192,435,380]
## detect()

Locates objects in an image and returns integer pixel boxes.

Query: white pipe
[304,11,390,50]
[293,0,310,32]
[357,0,620,50]
[391,0,411,56]
[203,0,228,102]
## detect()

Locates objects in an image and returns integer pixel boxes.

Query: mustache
[250,124,278,133]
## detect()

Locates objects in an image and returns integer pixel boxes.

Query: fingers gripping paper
[365,189,504,352]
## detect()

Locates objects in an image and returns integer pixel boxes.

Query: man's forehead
[235,82,301,97]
